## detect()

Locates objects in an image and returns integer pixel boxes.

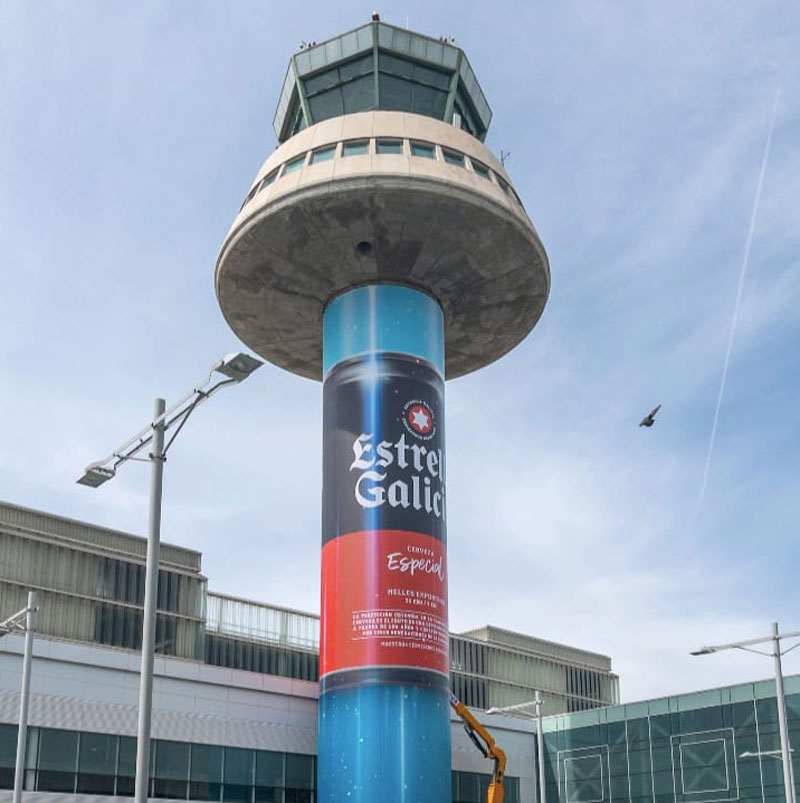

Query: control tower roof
[274,19,492,143]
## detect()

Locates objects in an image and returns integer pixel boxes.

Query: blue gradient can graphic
[318,284,451,802]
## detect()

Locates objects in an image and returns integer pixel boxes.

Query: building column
[318,284,451,802]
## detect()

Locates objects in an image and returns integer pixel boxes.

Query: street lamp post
[0,591,39,803]
[535,689,546,803]
[691,622,800,803]
[134,396,165,803]
[486,691,547,803]
[77,352,262,803]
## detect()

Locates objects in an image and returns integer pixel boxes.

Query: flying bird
[639,405,661,428]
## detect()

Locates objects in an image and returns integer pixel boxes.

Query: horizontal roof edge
[0,498,202,571]
[292,21,464,70]
[459,624,613,667]
[542,673,800,732]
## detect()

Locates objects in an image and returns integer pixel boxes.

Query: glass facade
[0,724,14,789]
[452,771,520,803]
[237,135,528,220]
[205,593,319,651]
[453,86,482,138]
[274,21,492,143]
[0,723,517,803]
[542,677,800,803]
[0,520,206,661]
[205,634,319,681]
[203,606,616,715]
[377,52,450,117]
[204,593,320,680]
[0,724,316,802]
[1,501,616,721]
[77,732,118,795]
[451,631,618,715]
[304,53,375,120]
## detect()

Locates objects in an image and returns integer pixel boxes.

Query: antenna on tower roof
[500,149,511,166]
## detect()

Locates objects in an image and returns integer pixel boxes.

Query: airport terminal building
[0,500,618,802]
[2,500,797,803]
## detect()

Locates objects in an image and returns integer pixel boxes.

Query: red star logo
[408,404,433,435]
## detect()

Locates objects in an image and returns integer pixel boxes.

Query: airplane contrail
[696,84,782,511]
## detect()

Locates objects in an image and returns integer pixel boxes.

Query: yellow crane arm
[449,694,507,803]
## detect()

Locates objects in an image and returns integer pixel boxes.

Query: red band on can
[321,529,449,677]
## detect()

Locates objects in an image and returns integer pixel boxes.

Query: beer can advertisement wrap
[317,284,451,803]
[321,354,448,687]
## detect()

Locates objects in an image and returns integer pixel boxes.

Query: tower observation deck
[272,20,492,143]
[216,18,549,381]
[215,17,550,803]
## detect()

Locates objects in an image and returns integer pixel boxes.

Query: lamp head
[213,352,263,381]
[76,465,115,488]
[689,647,716,656]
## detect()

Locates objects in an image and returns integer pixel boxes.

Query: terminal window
[442,149,465,167]
[311,145,336,163]
[377,52,450,118]
[343,140,369,156]
[259,170,278,190]
[410,141,435,158]
[680,740,728,794]
[283,155,306,174]
[304,54,375,121]
[564,755,604,803]
[376,139,403,154]
[470,159,490,178]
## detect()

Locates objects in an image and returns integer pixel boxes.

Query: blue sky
[1,1,798,703]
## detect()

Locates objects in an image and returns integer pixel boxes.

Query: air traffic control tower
[215,17,549,803]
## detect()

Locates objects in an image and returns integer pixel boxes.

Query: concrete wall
[1,635,539,801]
